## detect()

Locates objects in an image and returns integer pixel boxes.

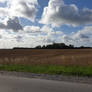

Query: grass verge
[0,64,92,76]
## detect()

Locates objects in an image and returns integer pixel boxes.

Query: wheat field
[0,49,92,66]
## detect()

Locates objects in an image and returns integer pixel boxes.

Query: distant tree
[80,46,85,48]
[69,44,74,48]
[42,45,46,49]
[35,45,41,49]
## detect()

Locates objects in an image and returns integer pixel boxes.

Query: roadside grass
[0,64,92,76]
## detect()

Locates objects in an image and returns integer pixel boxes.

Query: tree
[35,45,41,49]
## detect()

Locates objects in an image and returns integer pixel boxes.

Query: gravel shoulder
[0,71,92,84]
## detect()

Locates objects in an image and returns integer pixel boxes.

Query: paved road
[0,75,92,92]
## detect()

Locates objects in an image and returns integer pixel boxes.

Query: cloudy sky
[0,0,92,48]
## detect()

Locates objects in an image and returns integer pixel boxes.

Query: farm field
[0,49,92,76]
[0,49,92,66]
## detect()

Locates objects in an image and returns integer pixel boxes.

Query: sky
[0,0,92,48]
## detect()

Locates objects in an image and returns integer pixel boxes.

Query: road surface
[0,75,92,92]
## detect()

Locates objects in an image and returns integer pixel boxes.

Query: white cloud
[61,26,92,47]
[0,0,7,3]
[0,8,8,17]
[0,0,38,22]
[2,25,64,48]
[24,26,40,33]
[0,25,92,48]
[15,35,23,42]
[40,0,92,27]
[0,17,23,32]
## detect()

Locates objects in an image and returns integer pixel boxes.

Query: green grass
[0,64,92,76]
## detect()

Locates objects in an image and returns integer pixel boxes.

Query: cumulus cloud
[15,35,23,42]
[24,25,64,36]
[9,0,38,21]
[0,24,92,48]
[24,25,52,34]
[0,17,23,32]
[40,0,92,27]
[23,25,64,45]
[0,0,39,33]
[24,26,40,33]
[0,0,7,2]
[0,8,8,17]
[0,0,38,22]
[62,26,92,47]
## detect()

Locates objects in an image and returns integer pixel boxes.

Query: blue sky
[0,0,92,48]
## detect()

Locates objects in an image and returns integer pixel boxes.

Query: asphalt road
[0,75,92,92]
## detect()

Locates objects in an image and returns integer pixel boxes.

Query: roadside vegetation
[0,64,92,76]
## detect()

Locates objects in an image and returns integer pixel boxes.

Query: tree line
[13,43,91,49]
[35,43,91,49]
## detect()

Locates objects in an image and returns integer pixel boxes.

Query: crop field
[0,49,92,66]
[0,49,92,76]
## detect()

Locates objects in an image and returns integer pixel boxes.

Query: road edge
[0,71,92,84]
